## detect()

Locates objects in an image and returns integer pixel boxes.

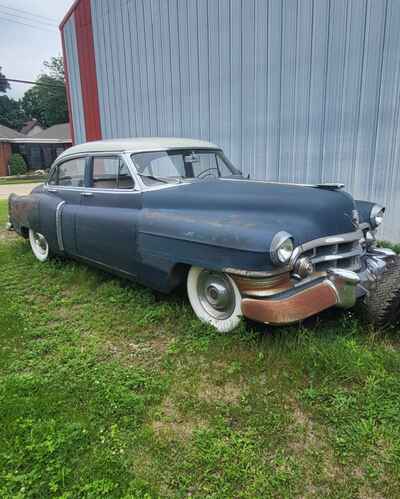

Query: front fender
[138,208,274,272]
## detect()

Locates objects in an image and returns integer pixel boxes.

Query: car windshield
[131,149,241,185]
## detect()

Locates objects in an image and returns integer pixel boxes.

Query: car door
[75,154,142,276]
[41,155,88,254]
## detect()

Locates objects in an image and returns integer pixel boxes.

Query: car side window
[48,157,86,187]
[92,156,135,189]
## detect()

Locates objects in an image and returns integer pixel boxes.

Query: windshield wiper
[138,174,170,184]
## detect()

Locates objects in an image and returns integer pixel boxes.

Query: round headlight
[270,231,294,265]
[370,204,385,228]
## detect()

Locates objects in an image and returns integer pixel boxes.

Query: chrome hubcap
[197,271,235,320]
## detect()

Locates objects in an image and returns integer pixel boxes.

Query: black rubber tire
[363,256,400,328]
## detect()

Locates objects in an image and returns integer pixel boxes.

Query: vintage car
[7,137,400,332]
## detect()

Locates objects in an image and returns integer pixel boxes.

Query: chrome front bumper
[241,247,396,325]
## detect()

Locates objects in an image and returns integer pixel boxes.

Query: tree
[0,66,10,93]
[21,56,68,128]
[0,95,27,129]
[8,153,27,176]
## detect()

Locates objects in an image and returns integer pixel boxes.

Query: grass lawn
[1,198,400,497]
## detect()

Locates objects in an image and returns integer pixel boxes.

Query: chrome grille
[295,231,362,273]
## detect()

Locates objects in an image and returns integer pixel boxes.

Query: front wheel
[29,229,50,262]
[363,257,400,328]
[186,266,242,332]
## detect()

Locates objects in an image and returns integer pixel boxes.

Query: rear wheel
[187,266,242,332]
[29,229,50,262]
[364,257,400,328]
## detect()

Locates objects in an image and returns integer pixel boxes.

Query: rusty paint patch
[241,281,338,324]
[9,194,38,228]
[232,272,292,297]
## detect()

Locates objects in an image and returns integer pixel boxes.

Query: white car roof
[58,137,220,159]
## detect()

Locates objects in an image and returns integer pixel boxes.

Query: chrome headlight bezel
[270,231,294,266]
[370,204,385,229]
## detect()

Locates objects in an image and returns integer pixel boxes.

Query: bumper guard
[241,247,396,325]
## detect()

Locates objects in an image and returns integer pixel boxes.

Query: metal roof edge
[3,138,72,144]
[59,0,81,30]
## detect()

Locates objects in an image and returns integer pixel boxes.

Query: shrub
[8,153,28,176]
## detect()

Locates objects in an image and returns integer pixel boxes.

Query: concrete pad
[0,183,42,200]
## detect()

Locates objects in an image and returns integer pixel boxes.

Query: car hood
[141,178,358,267]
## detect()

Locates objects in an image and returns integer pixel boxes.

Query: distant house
[20,118,43,137]
[0,123,72,176]
[0,124,24,176]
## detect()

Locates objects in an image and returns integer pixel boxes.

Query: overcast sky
[0,0,73,99]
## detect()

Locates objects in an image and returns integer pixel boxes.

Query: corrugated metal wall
[62,14,86,143]
[71,0,400,241]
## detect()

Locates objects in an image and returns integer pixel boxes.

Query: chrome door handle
[48,188,58,193]
[80,192,93,197]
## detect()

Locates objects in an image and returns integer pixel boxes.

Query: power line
[0,16,57,32]
[0,9,58,28]
[0,78,65,89]
[0,3,58,23]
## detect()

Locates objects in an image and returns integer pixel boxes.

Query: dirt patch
[148,335,171,355]
[104,334,172,366]
[197,379,245,405]
[151,396,207,439]
[0,229,17,242]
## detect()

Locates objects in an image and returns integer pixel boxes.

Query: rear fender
[8,193,40,236]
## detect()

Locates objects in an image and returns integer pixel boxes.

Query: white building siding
[84,0,400,241]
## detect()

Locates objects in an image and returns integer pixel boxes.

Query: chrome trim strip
[225,231,362,278]
[44,185,142,195]
[55,201,66,251]
[224,267,290,278]
[290,230,362,266]
[312,248,361,264]
[221,178,344,189]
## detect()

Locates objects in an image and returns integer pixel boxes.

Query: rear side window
[48,157,86,187]
[91,156,135,189]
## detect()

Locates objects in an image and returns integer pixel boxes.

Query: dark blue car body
[9,137,395,331]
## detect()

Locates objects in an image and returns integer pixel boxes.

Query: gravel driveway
[0,183,42,200]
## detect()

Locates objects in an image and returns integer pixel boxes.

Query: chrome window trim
[88,153,138,192]
[47,154,88,188]
[48,148,230,194]
[127,148,236,191]
[46,152,142,194]
[55,201,66,251]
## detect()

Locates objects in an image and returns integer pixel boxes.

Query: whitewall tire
[29,229,50,262]
[187,266,242,333]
